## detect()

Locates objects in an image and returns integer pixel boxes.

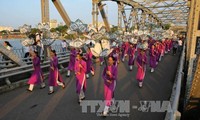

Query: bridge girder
[52,0,71,27]
[97,0,163,31]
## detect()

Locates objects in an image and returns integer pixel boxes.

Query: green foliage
[64,34,76,40]
[79,35,86,39]
[163,24,171,30]
[50,28,56,33]
[55,25,68,34]
[30,28,40,34]
[130,26,135,31]
[0,30,9,35]
[111,26,118,33]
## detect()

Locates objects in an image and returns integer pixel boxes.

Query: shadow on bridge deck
[0,51,180,120]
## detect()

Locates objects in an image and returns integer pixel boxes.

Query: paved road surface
[0,51,180,120]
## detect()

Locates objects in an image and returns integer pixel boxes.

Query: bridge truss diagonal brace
[117,1,136,32]
[97,2,111,32]
[117,2,128,32]
[117,2,124,30]
[100,0,163,28]
[52,0,71,27]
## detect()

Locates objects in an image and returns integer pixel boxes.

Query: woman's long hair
[4,41,12,47]
[33,50,40,60]
[51,50,57,56]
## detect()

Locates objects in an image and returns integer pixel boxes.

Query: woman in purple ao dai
[149,45,157,73]
[102,56,118,116]
[67,48,77,77]
[48,50,65,94]
[85,48,94,78]
[136,49,147,88]
[128,44,136,71]
[74,53,87,103]
[27,51,45,91]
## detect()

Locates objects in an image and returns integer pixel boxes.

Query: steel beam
[117,3,123,29]
[41,0,50,23]
[118,2,129,32]
[92,0,99,29]
[124,4,188,9]
[185,0,200,108]
[97,2,111,32]
[52,0,71,27]
[100,0,163,27]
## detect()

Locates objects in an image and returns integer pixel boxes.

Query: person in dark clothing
[3,41,13,65]
[173,41,178,55]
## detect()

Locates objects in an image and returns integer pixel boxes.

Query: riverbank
[0,35,26,39]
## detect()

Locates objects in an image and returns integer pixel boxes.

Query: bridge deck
[0,51,180,120]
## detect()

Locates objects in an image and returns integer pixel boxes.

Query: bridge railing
[0,51,71,87]
[0,51,69,69]
[0,50,86,89]
[165,43,186,120]
[12,47,24,57]
[0,44,63,58]
[0,44,63,67]
[0,51,70,71]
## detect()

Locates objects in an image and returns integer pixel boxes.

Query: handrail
[0,56,69,74]
[0,59,69,79]
[165,43,186,120]
[0,54,69,64]
[11,44,63,57]
[0,52,70,70]
[0,52,86,73]
[0,51,86,85]
[0,52,70,63]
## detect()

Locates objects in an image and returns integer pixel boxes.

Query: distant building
[0,26,14,32]
[50,19,58,29]
[88,22,113,31]
[58,22,64,26]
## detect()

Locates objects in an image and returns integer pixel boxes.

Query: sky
[0,0,119,29]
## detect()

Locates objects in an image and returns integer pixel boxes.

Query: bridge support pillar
[92,0,99,30]
[41,0,50,23]
[185,0,200,106]
[117,3,123,30]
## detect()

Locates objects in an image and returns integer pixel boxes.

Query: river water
[0,39,63,58]
[0,39,62,49]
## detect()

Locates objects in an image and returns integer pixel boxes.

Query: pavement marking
[36,76,74,120]
[0,91,32,119]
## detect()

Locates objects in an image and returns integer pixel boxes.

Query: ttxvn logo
[138,101,173,112]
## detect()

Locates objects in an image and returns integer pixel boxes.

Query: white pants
[79,90,85,100]
[49,81,64,91]
[67,70,70,76]
[29,82,45,91]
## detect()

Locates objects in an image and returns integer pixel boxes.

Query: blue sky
[0,0,119,29]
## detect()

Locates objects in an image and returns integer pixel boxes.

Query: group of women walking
[26,35,183,116]
[27,50,65,94]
